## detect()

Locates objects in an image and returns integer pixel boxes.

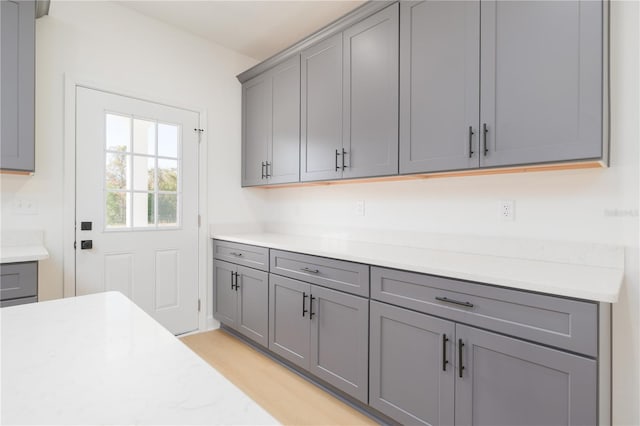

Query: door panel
[455,324,597,426]
[213,260,237,327]
[300,33,343,182]
[76,86,200,335]
[242,74,270,186]
[269,56,300,185]
[370,301,455,426]
[268,274,311,369]
[399,0,480,174]
[309,285,369,403]
[236,266,269,347]
[343,4,399,179]
[480,0,602,167]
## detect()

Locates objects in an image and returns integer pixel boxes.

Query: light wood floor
[181,329,377,426]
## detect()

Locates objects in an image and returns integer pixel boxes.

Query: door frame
[63,74,210,332]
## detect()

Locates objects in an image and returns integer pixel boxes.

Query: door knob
[80,240,93,250]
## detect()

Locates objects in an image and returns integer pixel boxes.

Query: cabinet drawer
[213,240,269,271]
[371,267,598,356]
[270,250,369,297]
[0,262,37,301]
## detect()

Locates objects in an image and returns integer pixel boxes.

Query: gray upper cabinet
[300,33,344,182]
[241,56,300,186]
[455,324,597,426]
[269,57,301,185]
[242,74,270,186]
[370,301,455,425]
[1,0,35,172]
[342,4,399,179]
[480,0,603,167]
[399,1,480,174]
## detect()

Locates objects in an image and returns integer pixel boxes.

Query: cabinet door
[268,274,311,369]
[370,301,455,426]
[0,0,35,172]
[241,74,270,186]
[455,324,597,426]
[342,5,399,179]
[300,33,343,182]
[236,266,269,347]
[399,0,479,174]
[212,260,237,327]
[309,285,369,403]
[268,56,300,185]
[480,0,603,167]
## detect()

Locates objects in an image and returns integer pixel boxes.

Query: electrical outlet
[500,200,515,221]
[354,200,365,217]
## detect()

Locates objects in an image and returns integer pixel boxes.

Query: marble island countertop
[0,230,49,263]
[211,232,624,303]
[1,292,279,425]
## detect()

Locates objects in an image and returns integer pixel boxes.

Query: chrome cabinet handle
[435,296,474,308]
[301,267,319,274]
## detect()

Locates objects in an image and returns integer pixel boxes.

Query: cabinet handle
[442,334,449,371]
[229,252,243,257]
[265,161,271,178]
[309,295,316,320]
[302,292,308,317]
[483,123,488,156]
[342,148,347,170]
[435,296,474,308]
[468,126,475,158]
[300,267,319,274]
[234,272,239,291]
[458,339,465,378]
[230,270,234,290]
[261,162,266,179]
[335,149,340,171]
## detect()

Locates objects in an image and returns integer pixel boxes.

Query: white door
[75,87,200,335]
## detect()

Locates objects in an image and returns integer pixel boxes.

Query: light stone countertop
[212,232,623,303]
[0,230,49,263]
[0,292,279,425]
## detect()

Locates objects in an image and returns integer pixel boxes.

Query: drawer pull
[302,292,308,317]
[458,339,465,378]
[301,267,320,274]
[435,296,474,308]
[230,252,243,257]
[442,334,449,371]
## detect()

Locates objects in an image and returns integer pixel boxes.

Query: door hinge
[198,214,201,227]
[194,128,204,143]
[198,299,201,312]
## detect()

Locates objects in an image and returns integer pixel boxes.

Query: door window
[104,113,181,230]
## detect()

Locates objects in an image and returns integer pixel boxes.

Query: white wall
[256,1,640,424]
[0,1,263,301]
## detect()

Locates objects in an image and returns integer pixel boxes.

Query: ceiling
[117,1,366,61]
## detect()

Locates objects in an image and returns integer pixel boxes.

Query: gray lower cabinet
[370,300,597,426]
[269,273,369,403]
[370,301,455,426]
[0,261,38,307]
[242,55,300,187]
[213,259,269,347]
[342,4,399,179]
[399,0,479,174]
[455,324,597,426]
[480,0,603,167]
[1,0,35,172]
